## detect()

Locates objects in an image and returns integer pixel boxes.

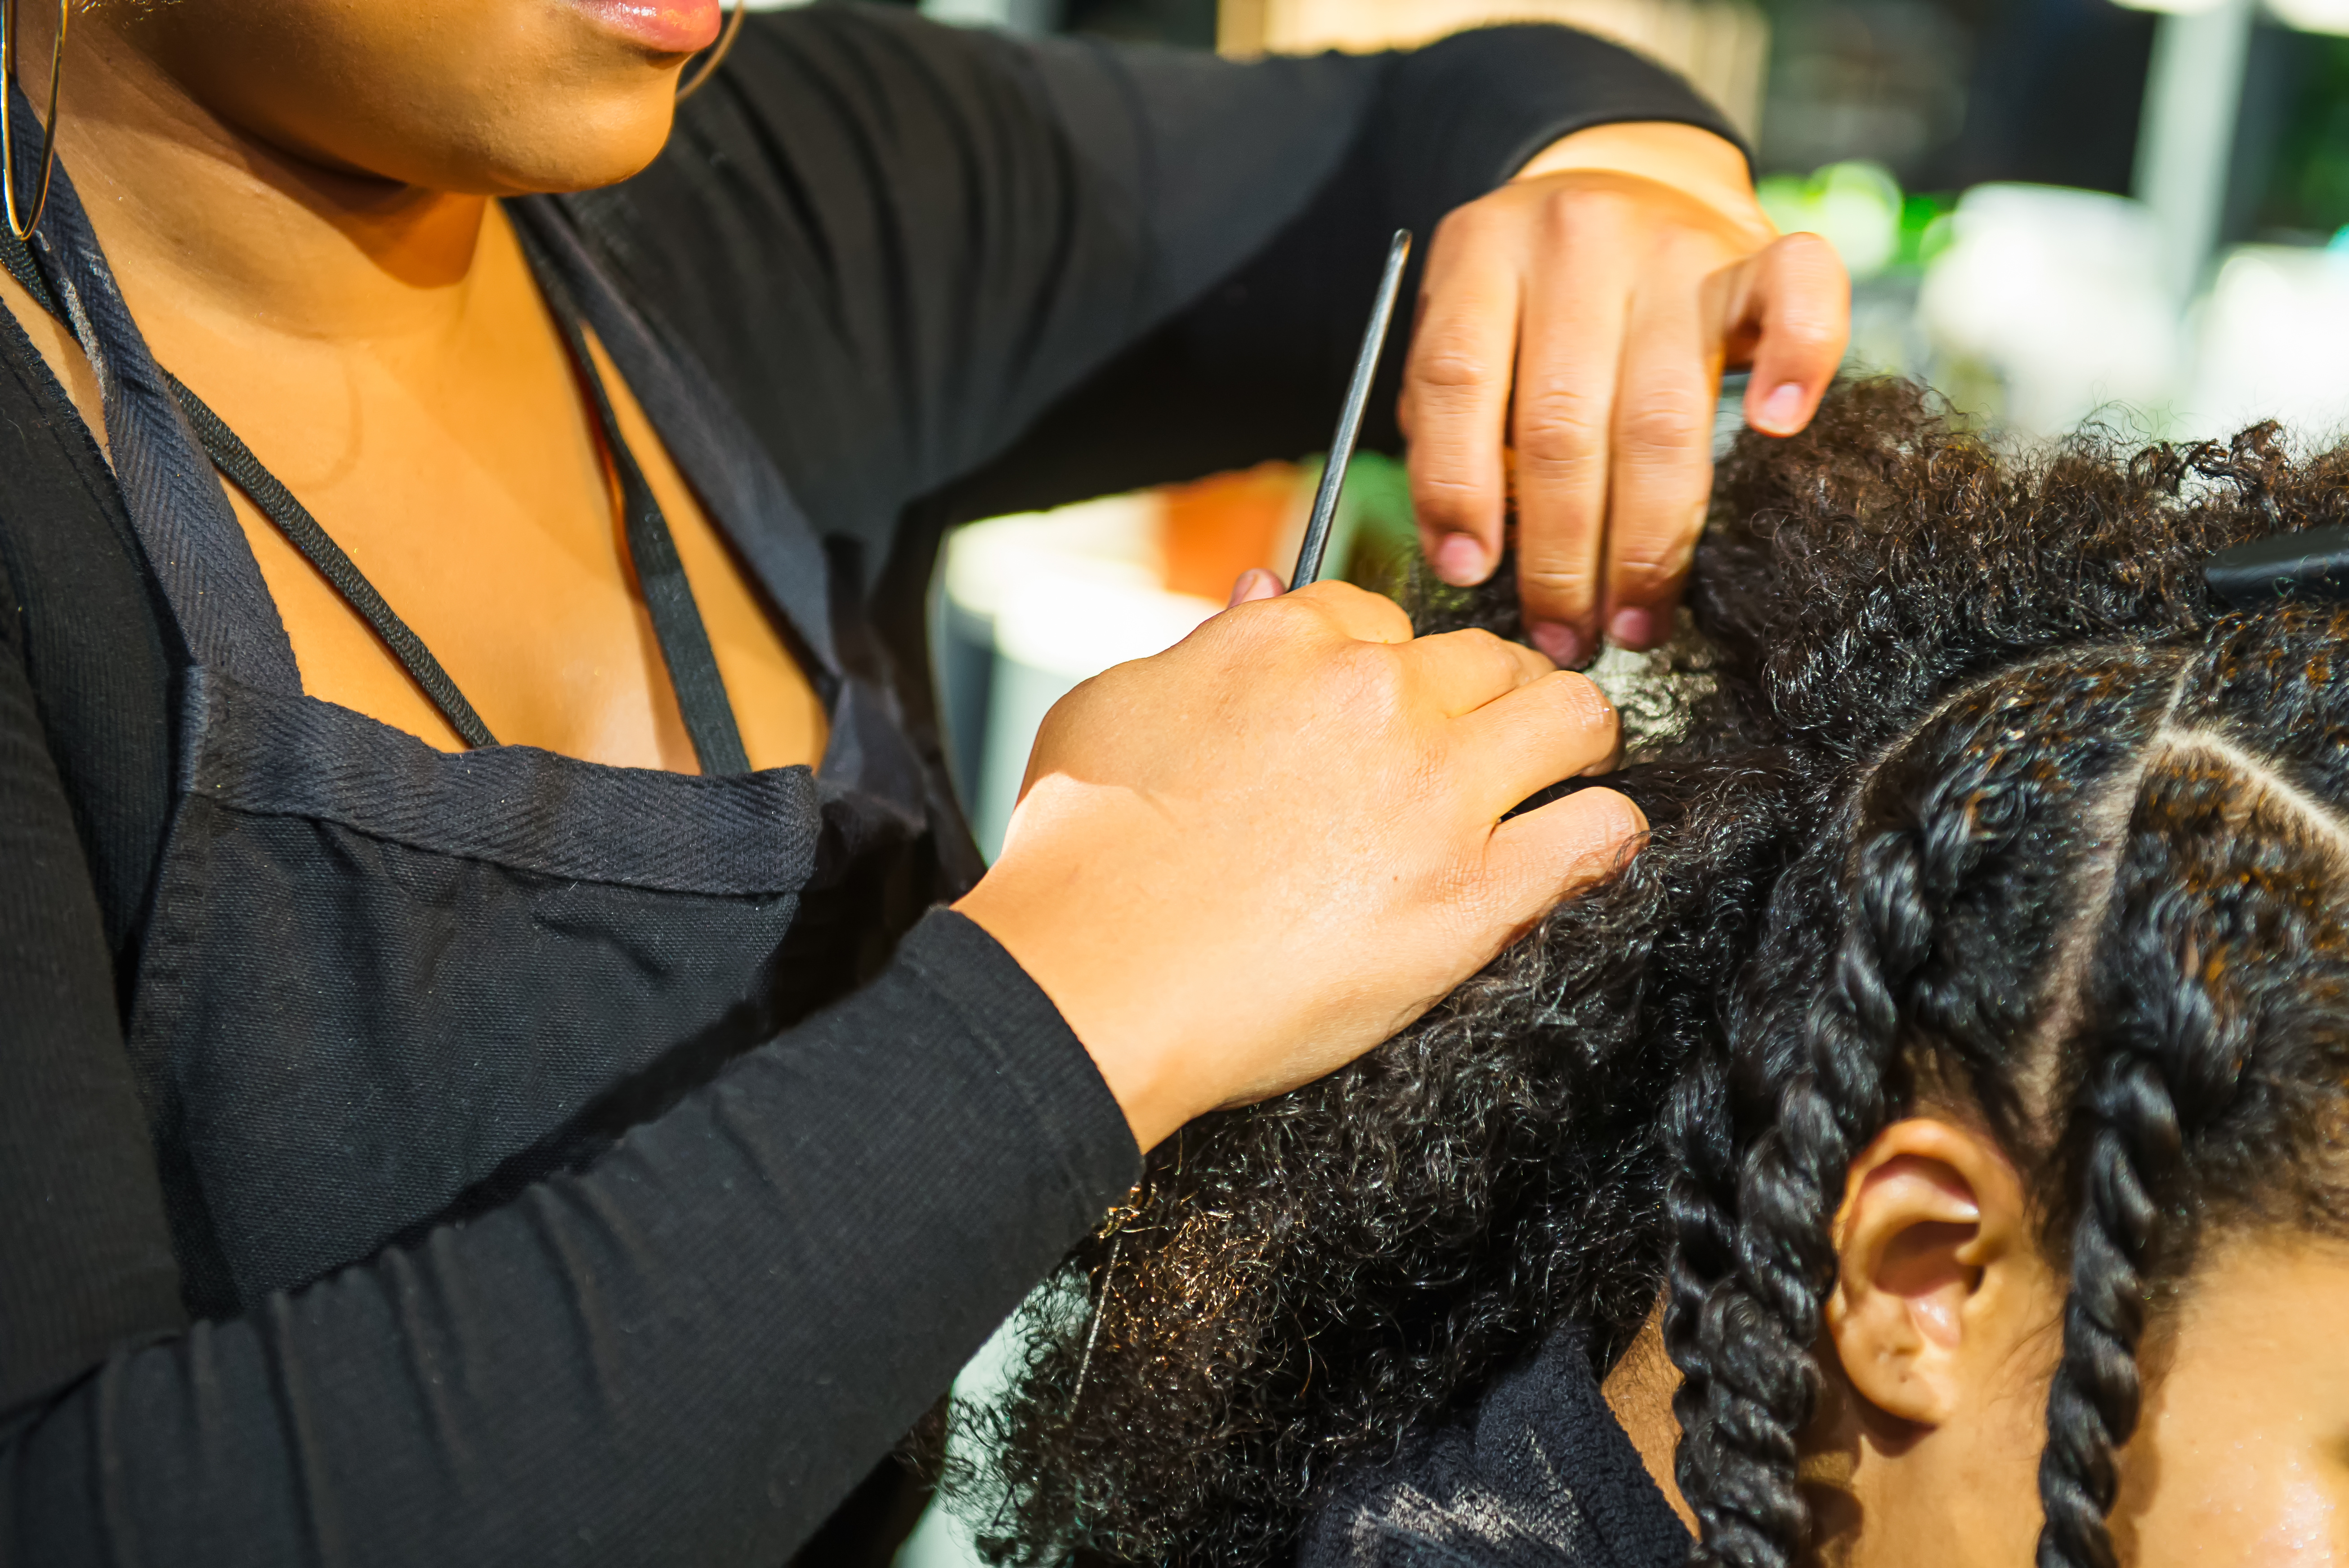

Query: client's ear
[1823,1117,2037,1429]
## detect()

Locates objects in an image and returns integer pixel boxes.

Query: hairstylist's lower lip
[571,0,722,54]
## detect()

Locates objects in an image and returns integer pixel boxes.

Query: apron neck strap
[8,78,300,692]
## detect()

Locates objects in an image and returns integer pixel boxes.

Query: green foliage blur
[2262,33,2349,240]
[1754,160,1955,279]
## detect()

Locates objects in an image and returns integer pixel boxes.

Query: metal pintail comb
[1290,229,1413,590]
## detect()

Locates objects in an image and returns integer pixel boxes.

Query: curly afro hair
[955,377,2349,1568]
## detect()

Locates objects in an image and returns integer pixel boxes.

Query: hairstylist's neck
[34,12,488,356]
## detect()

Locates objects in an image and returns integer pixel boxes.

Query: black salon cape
[1302,1327,1692,1568]
[0,7,1738,1563]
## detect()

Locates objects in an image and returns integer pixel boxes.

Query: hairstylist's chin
[111,0,699,196]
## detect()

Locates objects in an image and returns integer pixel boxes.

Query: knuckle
[1608,559,1670,597]
[1513,398,1607,471]
[1549,796,1644,886]
[1412,337,1502,394]
[1305,576,1397,616]
[1765,239,1853,308]
[1240,594,1328,652]
[1532,671,1619,735]
[1778,291,1847,332]
[1410,469,1494,530]
[1614,539,1696,586]
[1444,627,1525,681]
[1435,200,1510,250]
[1543,182,1632,234]
[1451,626,1517,656]
[1359,597,1417,643]
[1411,466,1477,505]
[1772,314,1848,357]
[1292,578,1351,605]
[1516,558,1599,604]
[1576,786,1648,852]
[1330,642,1410,712]
[1612,508,1702,575]
[1616,394,1710,457]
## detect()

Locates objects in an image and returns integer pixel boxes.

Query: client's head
[970,379,2349,1568]
[1664,504,2349,1568]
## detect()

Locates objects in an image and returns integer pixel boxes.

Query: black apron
[5,114,964,1318]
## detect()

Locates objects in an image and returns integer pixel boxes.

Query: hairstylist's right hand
[953,581,1642,1150]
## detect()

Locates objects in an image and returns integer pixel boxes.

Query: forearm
[1,911,1137,1567]
[0,562,188,1416]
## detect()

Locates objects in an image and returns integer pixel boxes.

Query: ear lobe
[1825,1117,2028,1429]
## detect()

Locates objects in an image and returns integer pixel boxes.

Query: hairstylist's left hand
[1403,120,1851,666]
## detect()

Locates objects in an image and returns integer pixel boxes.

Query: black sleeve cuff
[1377,25,1752,230]
[890,907,1142,1216]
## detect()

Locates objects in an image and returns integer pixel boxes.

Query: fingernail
[1530,621,1584,666]
[1758,381,1806,433]
[1227,568,1282,607]
[1432,532,1489,585]
[1609,606,1655,648]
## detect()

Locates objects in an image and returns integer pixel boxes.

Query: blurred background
[730,0,2345,1556]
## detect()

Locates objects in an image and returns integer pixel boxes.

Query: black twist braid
[1663,1035,1739,1545]
[2036,861,2252,1568]
[1664,857,1817,1568]
[1678,724,2042,1566]
[1670,764,1978,1563]
[2037,1048,2168,1568]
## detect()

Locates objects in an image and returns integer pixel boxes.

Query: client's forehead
[2110,1233,2349,1566]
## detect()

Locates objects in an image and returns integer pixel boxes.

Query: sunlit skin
[2110,1239,2349,1567]
[1602,1117,2349,1566]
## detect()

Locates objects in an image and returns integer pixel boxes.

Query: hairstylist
[0,0,1847,1562]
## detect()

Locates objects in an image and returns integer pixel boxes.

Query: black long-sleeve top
[0,8,1739,1562]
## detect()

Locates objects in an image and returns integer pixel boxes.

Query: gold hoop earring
[676,1,745,105]
[0,0,66,242]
